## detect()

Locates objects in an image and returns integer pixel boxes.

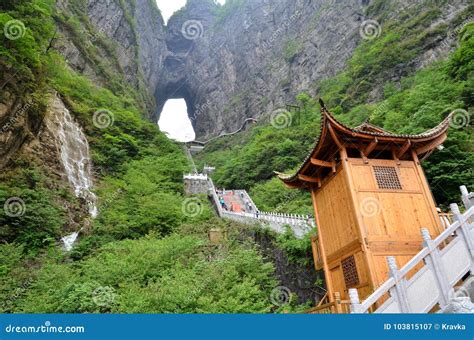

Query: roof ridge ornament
[319,98,327,111]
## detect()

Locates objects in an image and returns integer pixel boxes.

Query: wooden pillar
[339,146,378,293]
[334,292,343,314]
[410,150,444,236]
[310,188,334,303]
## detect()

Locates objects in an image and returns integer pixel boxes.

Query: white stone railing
[256,211,314,227]
[221,210,314,238]
[349,185,474,313]
[206,178,314,237]
[183,173,208,180]
[461,185,473,209]
[207,177,223,217]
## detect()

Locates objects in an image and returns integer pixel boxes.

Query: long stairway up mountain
[183,164,314,238]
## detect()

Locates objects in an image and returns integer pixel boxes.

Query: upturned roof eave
[277,104,453,186]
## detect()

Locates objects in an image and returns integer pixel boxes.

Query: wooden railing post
[349,288,363,313]
[387,256,410,312]
[421,228,453,308]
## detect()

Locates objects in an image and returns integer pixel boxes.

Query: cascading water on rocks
[61,231,79,251]
[47,94,98,250]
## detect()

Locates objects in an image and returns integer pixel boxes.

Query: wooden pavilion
[276,100,452,309]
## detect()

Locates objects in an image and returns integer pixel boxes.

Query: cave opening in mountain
[158,99,195,142]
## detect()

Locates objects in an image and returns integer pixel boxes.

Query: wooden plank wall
[314,169,360,256]
[348,158,442,287]
[314,169,369,299]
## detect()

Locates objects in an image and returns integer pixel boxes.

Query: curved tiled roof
[276,101,453,184]
[323,106,452,140]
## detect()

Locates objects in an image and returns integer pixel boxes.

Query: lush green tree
[16,232,276,313]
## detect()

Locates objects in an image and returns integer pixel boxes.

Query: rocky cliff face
[156,0,368,139]
[3,0,468,157]
[1,0,470,168]
[56,0,166,100]
[1,0,165,169]
[153,0,469,140]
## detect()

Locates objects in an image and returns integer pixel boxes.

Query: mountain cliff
[0,0,472,313]
[1,0,472,239]
[156,0,468,139]
[7,0,467,143]
[2,0,470,159]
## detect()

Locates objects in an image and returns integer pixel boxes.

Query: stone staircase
[182,143,314,238]
[199,175,314,238]
[217,189,314,238]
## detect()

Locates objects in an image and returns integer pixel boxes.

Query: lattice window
[373,166,402,190]
[342,255,359,288]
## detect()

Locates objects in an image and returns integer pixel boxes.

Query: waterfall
[61,232,79,251]
[47,94,98,250]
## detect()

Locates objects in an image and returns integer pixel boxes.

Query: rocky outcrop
[20,0,469,142]
[0,96,85,239]
[2,0,471,166]
[55,0,167,102]
[0,86,44,169]
[43,93,98,217]
[154,0,367,139]
[253,230,325,305]
[153,0,470,139]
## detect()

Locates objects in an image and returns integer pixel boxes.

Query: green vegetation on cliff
[1,0,472,315]
[0,0,284,313]
[196,9,473,212]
